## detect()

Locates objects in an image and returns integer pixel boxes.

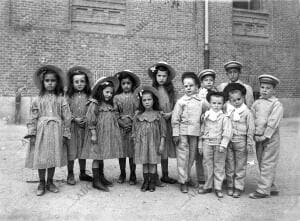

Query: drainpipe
[204,0,210,69]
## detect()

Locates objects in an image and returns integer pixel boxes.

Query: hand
[162,112,172,120]
[173,136,180,146]
[91,134,97,144]
[124,126,132,133]
[254,135,267,142]
[63,137,68,146]
[30,136,36,145]
[219,146,226,153]
[158,143,164,155]
[198,147,203,155]
[78,119,86,128]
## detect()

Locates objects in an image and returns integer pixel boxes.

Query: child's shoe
[36,181,46,196]
[149,174,156,192]
[198,187,212,194]
[79,171,93,182]
[180,183,188,193]
[160,172,177,184]
[100,174,113,187]
[227,187,234,196]
[155,173,166,187]
[67,173,76,185]
[117,172,126,184]
[141,173,149,192]
[215,190,223,198]
[233,189,241,198]
[129,172,137,185]
[249,191,268,199]
[92,168,109,192]
[46,179,59,193]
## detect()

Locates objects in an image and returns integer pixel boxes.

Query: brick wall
[0,0,299,121]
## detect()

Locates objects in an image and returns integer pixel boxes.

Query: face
[142,92,154,110]
[229,91,244,108]
[103,86,114,101]
[260,83,275,99]
[121,78,133,93]
[226,68,240,82]
[201,75,214,90]
[43,73,57,92]
[156,70,168,85]
[73,74,86,92]
[183,78,198,96]
[210,96,224,112]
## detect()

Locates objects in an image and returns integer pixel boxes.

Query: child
[172,72,208,193]
[132,86,166,192]
[113,70,140,185]
[249,75,283,199]
[24,65,71,196]
[217,61,254,108]
[198,69,217,100]
[196,69,217,186]
[223,83,255,198]
[65,66,93,185]
[198,92,232,198]
[148,61,177,184]
[81,76,122,192]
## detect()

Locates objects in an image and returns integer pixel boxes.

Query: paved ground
[0,118,299,221]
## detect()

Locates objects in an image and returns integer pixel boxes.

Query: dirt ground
[0,118,299,221]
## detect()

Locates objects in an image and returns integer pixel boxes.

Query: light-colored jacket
[251,96,283,139]
[171,94,208,137]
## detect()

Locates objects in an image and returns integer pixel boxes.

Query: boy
[223,83,255,198]
[172,72,208,193]
[217,61,254,108]
[198,69,217,100]
[198,91,232,198]
[249,74,283,199]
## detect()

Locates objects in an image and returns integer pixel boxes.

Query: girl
[198,92,232,198]
[113,70,140,185]
[65,66,93,185]
[24,65,71,196]
[148,61,177,184]
[171,72,208,193]
[223,83,255,198]
[81,76,122,192]
[132,86,166,192]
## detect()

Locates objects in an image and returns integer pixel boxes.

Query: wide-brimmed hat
[134,85,160,101]
[223,83,247,100]
[67,66,93,86]
[92,76,119,94]
[114,70,141,89]
[224,61,243,71]
[148,61,176,80]
[34,65,65,89]
[198,69,216,80]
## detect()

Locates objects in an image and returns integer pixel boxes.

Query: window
[233,0,262,10]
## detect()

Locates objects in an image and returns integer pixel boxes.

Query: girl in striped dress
[81,76,122,192]
[132,86,166,192]
[114,70,140,185]
[24,65,71,196]
[148,61,177,185]
[65,66,93,185]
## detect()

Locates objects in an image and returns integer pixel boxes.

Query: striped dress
[157,86,176,158]
[81,99,122,160]
[132,111,166,164]
[113,93,138,158]
[25,94,71,169]
[67,92,89,161]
